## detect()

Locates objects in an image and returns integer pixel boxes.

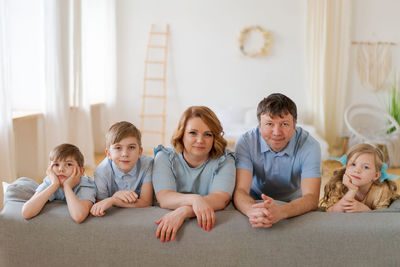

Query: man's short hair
[49,143,84,167]
[106,121,142,148]
[257,93,297,122]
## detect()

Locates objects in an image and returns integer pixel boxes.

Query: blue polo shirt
[36,175,96,203]
[94,155,153,200]
[235,126,321,202]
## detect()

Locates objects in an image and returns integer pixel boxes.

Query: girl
[319,143,399,212]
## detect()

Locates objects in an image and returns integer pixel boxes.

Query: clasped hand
[339,197,370,212]
[249,194,282,228]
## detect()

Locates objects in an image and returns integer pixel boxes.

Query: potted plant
[387,74,400,133]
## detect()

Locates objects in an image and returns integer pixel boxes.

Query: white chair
[345,104,399,144]
[344,103,400,166]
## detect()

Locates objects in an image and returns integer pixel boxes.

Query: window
[7,0,44,111]
[81,0,115,105]
[6,0,115,113]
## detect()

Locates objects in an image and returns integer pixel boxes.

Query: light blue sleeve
[234,134,254,172]
[94,159,111,199]
[300,138,322,179]
[36,177,56,201]
[75,176,96,203]
[141,155,153,184]
[152,147,177,193]
[210,152,236,196]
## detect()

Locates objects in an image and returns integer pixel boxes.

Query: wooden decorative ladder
[140,24,169,155]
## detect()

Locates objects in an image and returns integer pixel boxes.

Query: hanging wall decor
[239,26,272,57]
[352,41,396,91]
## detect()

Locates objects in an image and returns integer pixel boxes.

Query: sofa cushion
[4,177,38,204]
[371,198,400,213]
[2,200,400,267]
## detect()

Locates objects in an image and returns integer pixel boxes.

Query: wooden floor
[85,153,106,178]
[1,156,400,211]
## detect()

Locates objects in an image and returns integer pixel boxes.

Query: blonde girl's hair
[319,143,398,210]
[171,106,227,159]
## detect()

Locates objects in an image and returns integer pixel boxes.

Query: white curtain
[41,0,96,170]
[306,0,351,151]
[0,0,16,182]
[40,0,71,172]
[69,0,95,169]
[103,0,117,133]
[82,0,117,154]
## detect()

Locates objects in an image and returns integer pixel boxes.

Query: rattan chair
[344,103,400,164]
[344,104,399,144]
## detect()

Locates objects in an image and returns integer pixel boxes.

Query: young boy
[22,143,96,223]
[90,121,153,217]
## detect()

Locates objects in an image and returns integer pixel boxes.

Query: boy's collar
[110,159,137,178]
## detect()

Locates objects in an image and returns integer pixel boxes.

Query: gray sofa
[1,178,400,267]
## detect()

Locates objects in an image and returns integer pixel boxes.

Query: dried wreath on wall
[239,26,272,57]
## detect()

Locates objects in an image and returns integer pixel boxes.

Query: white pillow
[212,106,246,126]
[2,181,10,194]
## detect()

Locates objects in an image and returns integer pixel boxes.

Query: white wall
[114,0,307,150]
[13,116,43,182]
[13,0,400,179]
[347,0,400,111]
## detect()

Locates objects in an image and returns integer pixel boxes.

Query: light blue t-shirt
[36,175,96,203]
[94,155,153,200]
[152,145,236,196]
[235,126,321,202]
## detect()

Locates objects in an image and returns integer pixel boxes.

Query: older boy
[90,121,153,216]
[22,143,96,223]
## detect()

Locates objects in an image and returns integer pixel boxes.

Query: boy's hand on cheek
[63,166,82,189]
[47,162,60,188]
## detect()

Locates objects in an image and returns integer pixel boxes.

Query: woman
[153,106,236,242]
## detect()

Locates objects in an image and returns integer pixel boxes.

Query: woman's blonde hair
[171,106,227,159]
[319,143,398,210]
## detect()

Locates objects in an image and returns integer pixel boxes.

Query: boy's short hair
[257,93,297,123]
[106,121,142,148]
[49,143,84,167]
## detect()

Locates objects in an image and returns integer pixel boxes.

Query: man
[233,93,321,228]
